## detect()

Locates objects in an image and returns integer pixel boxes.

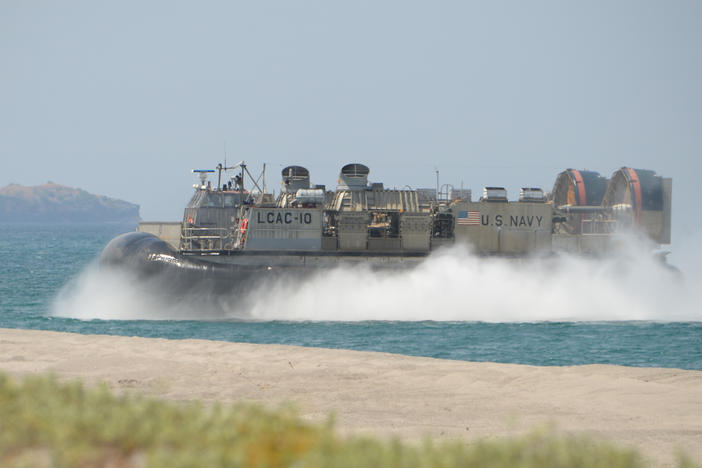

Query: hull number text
[256,211,313,225]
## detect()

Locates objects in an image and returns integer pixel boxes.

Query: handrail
[580,219,617,234]
[180,225,239,252]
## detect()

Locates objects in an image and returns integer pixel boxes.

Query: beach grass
[0,373,695,468]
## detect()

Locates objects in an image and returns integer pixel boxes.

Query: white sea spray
[52,232,702,322]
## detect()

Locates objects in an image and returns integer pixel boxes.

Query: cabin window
[223,194,240,207]
[204,194,222,207]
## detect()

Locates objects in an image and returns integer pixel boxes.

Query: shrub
[0,373,693,468]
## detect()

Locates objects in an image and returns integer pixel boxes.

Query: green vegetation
[0,373,695,467]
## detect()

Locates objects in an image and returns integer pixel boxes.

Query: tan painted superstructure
[137,163,672,266]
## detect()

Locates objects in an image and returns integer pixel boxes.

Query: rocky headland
[0,182,140,223]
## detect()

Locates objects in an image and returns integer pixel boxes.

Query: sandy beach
[0,328,700,466]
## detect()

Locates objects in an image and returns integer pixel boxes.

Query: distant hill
[0,182,141,223]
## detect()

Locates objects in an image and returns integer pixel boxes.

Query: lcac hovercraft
[101,161,672,293]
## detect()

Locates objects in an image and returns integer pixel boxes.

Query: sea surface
[0,223,700,370]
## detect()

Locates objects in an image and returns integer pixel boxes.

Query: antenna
[435,167,439,199]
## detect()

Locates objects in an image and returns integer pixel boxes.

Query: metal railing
[180,226,239,252]
[581,219,617,235]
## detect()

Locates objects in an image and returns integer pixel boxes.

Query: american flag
[457,210,480,226]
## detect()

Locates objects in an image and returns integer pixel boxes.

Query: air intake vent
[482,187,507,202]
[281,166,310,193]
[519,187,545,202]
[337,163,370,191]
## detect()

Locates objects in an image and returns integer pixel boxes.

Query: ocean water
[0,223,701,370]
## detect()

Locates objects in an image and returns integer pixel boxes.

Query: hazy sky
[2,1,700,235]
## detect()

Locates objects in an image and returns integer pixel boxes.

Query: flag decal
[457,210,480,226]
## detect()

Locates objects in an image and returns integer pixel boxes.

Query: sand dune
[0,328,700,466]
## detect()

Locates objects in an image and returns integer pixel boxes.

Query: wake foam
[51,233,702,322]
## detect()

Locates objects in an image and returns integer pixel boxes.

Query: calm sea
[0,223,700,370]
